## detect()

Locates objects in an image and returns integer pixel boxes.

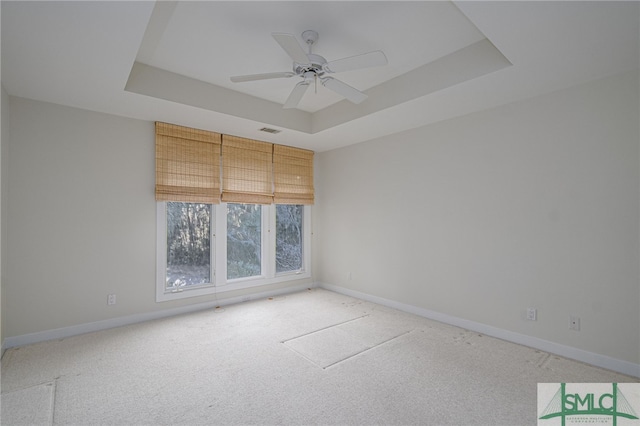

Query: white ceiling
[2,1,639,152]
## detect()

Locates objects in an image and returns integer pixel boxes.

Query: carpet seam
[537,352,552,369]
[280,343,325,369]
[49,379,57,426]
[280,314,370,343]
[322,329,415,370]
[1,380,56,395]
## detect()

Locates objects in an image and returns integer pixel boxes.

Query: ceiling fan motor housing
[294,53,327,79]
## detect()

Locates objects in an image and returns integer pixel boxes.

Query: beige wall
[316,70,640,364]
[3,98,311,340]
[1,85,8,345]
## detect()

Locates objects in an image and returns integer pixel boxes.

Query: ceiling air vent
[259,127,281,134]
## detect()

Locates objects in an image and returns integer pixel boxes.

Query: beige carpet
[1,288,637,425]
[1,382,55,425]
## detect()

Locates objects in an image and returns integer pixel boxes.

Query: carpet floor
[1,288,637,425]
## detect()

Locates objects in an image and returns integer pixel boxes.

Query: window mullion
[265,205,275,279]
[214,203,227,286]
[209,204,216,286]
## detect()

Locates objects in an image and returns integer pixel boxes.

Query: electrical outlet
[569,315,580,331]
[107,294,116,305]
[526,308,537,321]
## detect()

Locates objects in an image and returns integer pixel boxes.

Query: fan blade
[272,33,310,65]
[324,50,387,73]
[283,81,310,109]
[321,77,367,104]
[230,72,295,83]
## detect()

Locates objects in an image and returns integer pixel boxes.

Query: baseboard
[2,283,314,351]
[318,282,640,379]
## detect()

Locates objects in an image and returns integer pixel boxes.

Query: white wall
[3,97,312,340]
[316,70,640,365]
[1,85,8,345]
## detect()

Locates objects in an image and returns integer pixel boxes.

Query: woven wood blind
[155,122,221,203]
[273,145,314,205]
[222,135,274,204]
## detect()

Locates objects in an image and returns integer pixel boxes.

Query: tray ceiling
[2,1,638,152]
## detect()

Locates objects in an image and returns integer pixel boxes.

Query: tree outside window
[276,205,303,273]
[166,202,211,289]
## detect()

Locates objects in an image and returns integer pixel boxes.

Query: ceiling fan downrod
[301,30,319,54]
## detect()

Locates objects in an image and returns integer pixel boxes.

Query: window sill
[156,271,311,303]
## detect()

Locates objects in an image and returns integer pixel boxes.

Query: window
[157,202,311,302]
[227,203,262,280]
[276,204,304,273]
[166,202,212,289]
[154,123,314,302]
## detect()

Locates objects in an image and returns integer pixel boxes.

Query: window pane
[227,203,262,279]
[166,202,211,289]
[276,205,303,273]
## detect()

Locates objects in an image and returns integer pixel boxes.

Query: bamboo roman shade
[155,122,221,204]
[222,135,274,204]
[273,145,314,205]
[155,122,314,205]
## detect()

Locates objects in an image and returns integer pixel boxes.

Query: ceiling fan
[230,30,388,109]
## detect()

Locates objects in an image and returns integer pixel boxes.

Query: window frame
[156,202,311,302]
